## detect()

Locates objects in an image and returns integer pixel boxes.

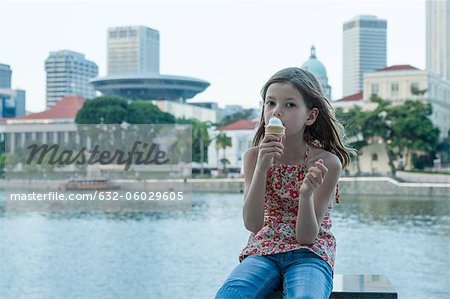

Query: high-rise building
[91,25,209,108]
[0,88,25,118]
[45,50,98,108]
[343,15,387,97]
[427,0,450,80]
[107,26,160,75]
[0,63,12,89]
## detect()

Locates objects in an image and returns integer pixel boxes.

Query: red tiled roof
[376,65,419,72]
[335,91,363,102]
[219,119,259,131]
[16,96,85,120]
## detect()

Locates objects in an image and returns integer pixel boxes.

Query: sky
[0,0,426,112]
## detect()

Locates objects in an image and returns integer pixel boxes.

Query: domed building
[301,45,332,100]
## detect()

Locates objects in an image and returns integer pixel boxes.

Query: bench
[266,274,398,298]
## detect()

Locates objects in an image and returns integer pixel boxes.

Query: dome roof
[301,45,327,79]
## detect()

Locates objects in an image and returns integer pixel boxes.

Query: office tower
[427,0,450,80]
[0,63,12,88]
[107,26,160,75]
[343,15,387,97]
[0,89,25,117]
[45,50,98,108]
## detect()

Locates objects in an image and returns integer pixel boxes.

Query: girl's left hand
[300,159,328,196]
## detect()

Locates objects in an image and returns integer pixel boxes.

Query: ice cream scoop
[265,117,285,137]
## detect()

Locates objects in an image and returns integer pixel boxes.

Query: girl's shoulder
[245,146,259,159]
[307,146,342,170]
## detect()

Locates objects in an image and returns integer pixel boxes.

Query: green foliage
[215,132,232,173]
[218,109,256,126]
[126,100,175,124]
[177,118,212,166]
[338,97,440,175]
[75,96,128,124]
[75,96,175,124]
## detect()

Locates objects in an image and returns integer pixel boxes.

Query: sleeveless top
[239,143,339,271]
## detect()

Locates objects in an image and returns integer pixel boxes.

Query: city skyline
[0,0,426,112]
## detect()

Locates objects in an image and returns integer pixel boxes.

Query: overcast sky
[0,0,425,112]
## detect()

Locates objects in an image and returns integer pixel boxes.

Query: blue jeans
[215,249,333,299]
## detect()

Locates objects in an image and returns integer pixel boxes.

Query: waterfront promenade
[2,176,450,197]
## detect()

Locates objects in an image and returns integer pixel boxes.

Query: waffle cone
[265,125,285,136]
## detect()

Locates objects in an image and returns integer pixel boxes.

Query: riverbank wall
[1,177,450,197]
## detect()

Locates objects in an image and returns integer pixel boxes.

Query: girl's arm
[243,136,284,233]
[296,154,342,245]
[242,148,266,233]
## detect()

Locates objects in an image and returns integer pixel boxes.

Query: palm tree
[215,132,232,174]
[192,120,211,175]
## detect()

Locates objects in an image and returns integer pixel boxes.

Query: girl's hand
[300,159,328,196]
[256,134,284,171]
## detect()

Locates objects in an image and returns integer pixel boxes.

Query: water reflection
[0,192,448,299]
[334,195,450,235]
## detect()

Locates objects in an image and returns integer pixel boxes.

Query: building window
[371,84,379,96]
[390,83,399,97]
[372,153,378,161]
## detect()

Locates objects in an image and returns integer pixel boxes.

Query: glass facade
[0,63,12,88]
[343,15,387,97]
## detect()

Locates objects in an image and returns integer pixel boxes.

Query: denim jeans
[215,249,333,299]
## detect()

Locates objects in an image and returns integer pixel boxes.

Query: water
[0,192,449,299]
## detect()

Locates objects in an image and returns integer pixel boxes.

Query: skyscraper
[427,0,450,80]
[343,15,387,97]
[107,26,160,75]
[0,63,12,89]
[45,50,98,108]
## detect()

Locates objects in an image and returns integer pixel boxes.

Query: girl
[215,67,354,299]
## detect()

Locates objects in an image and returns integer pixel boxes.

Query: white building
[426,0,450,80]
[333,65,450,174]
[107,26,160,75]
[153,100,217,123]
[45,50,98,108]
[363,65,450,140]
[343,15,387,97]
[207,119,258,173]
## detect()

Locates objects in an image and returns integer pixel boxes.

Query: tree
[384,100,439,172]
[218,109,256,126]
[336,106,367,174]
[337,96,440,175]
[75,96,128,124]
[75,96,176,124]
[191,119,211,175]
[126,100,175,124]
[215,132,232,174]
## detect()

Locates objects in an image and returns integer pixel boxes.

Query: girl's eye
[265,101,275,106]
[286,103,296,108]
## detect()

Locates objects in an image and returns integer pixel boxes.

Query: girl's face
[263,82,317,138]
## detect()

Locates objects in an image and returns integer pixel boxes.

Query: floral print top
[239,143,339,271]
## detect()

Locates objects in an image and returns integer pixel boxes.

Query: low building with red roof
[0,96,85,152]
[207,118,259,174]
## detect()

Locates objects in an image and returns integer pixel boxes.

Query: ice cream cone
[265,117,285,137]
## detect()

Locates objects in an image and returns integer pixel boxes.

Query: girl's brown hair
[253,67,355,168]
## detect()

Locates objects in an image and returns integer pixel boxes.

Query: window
[371,83,379,96]
[372,153,378,161]
[390,83,399,97]
[411,82,419,95]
